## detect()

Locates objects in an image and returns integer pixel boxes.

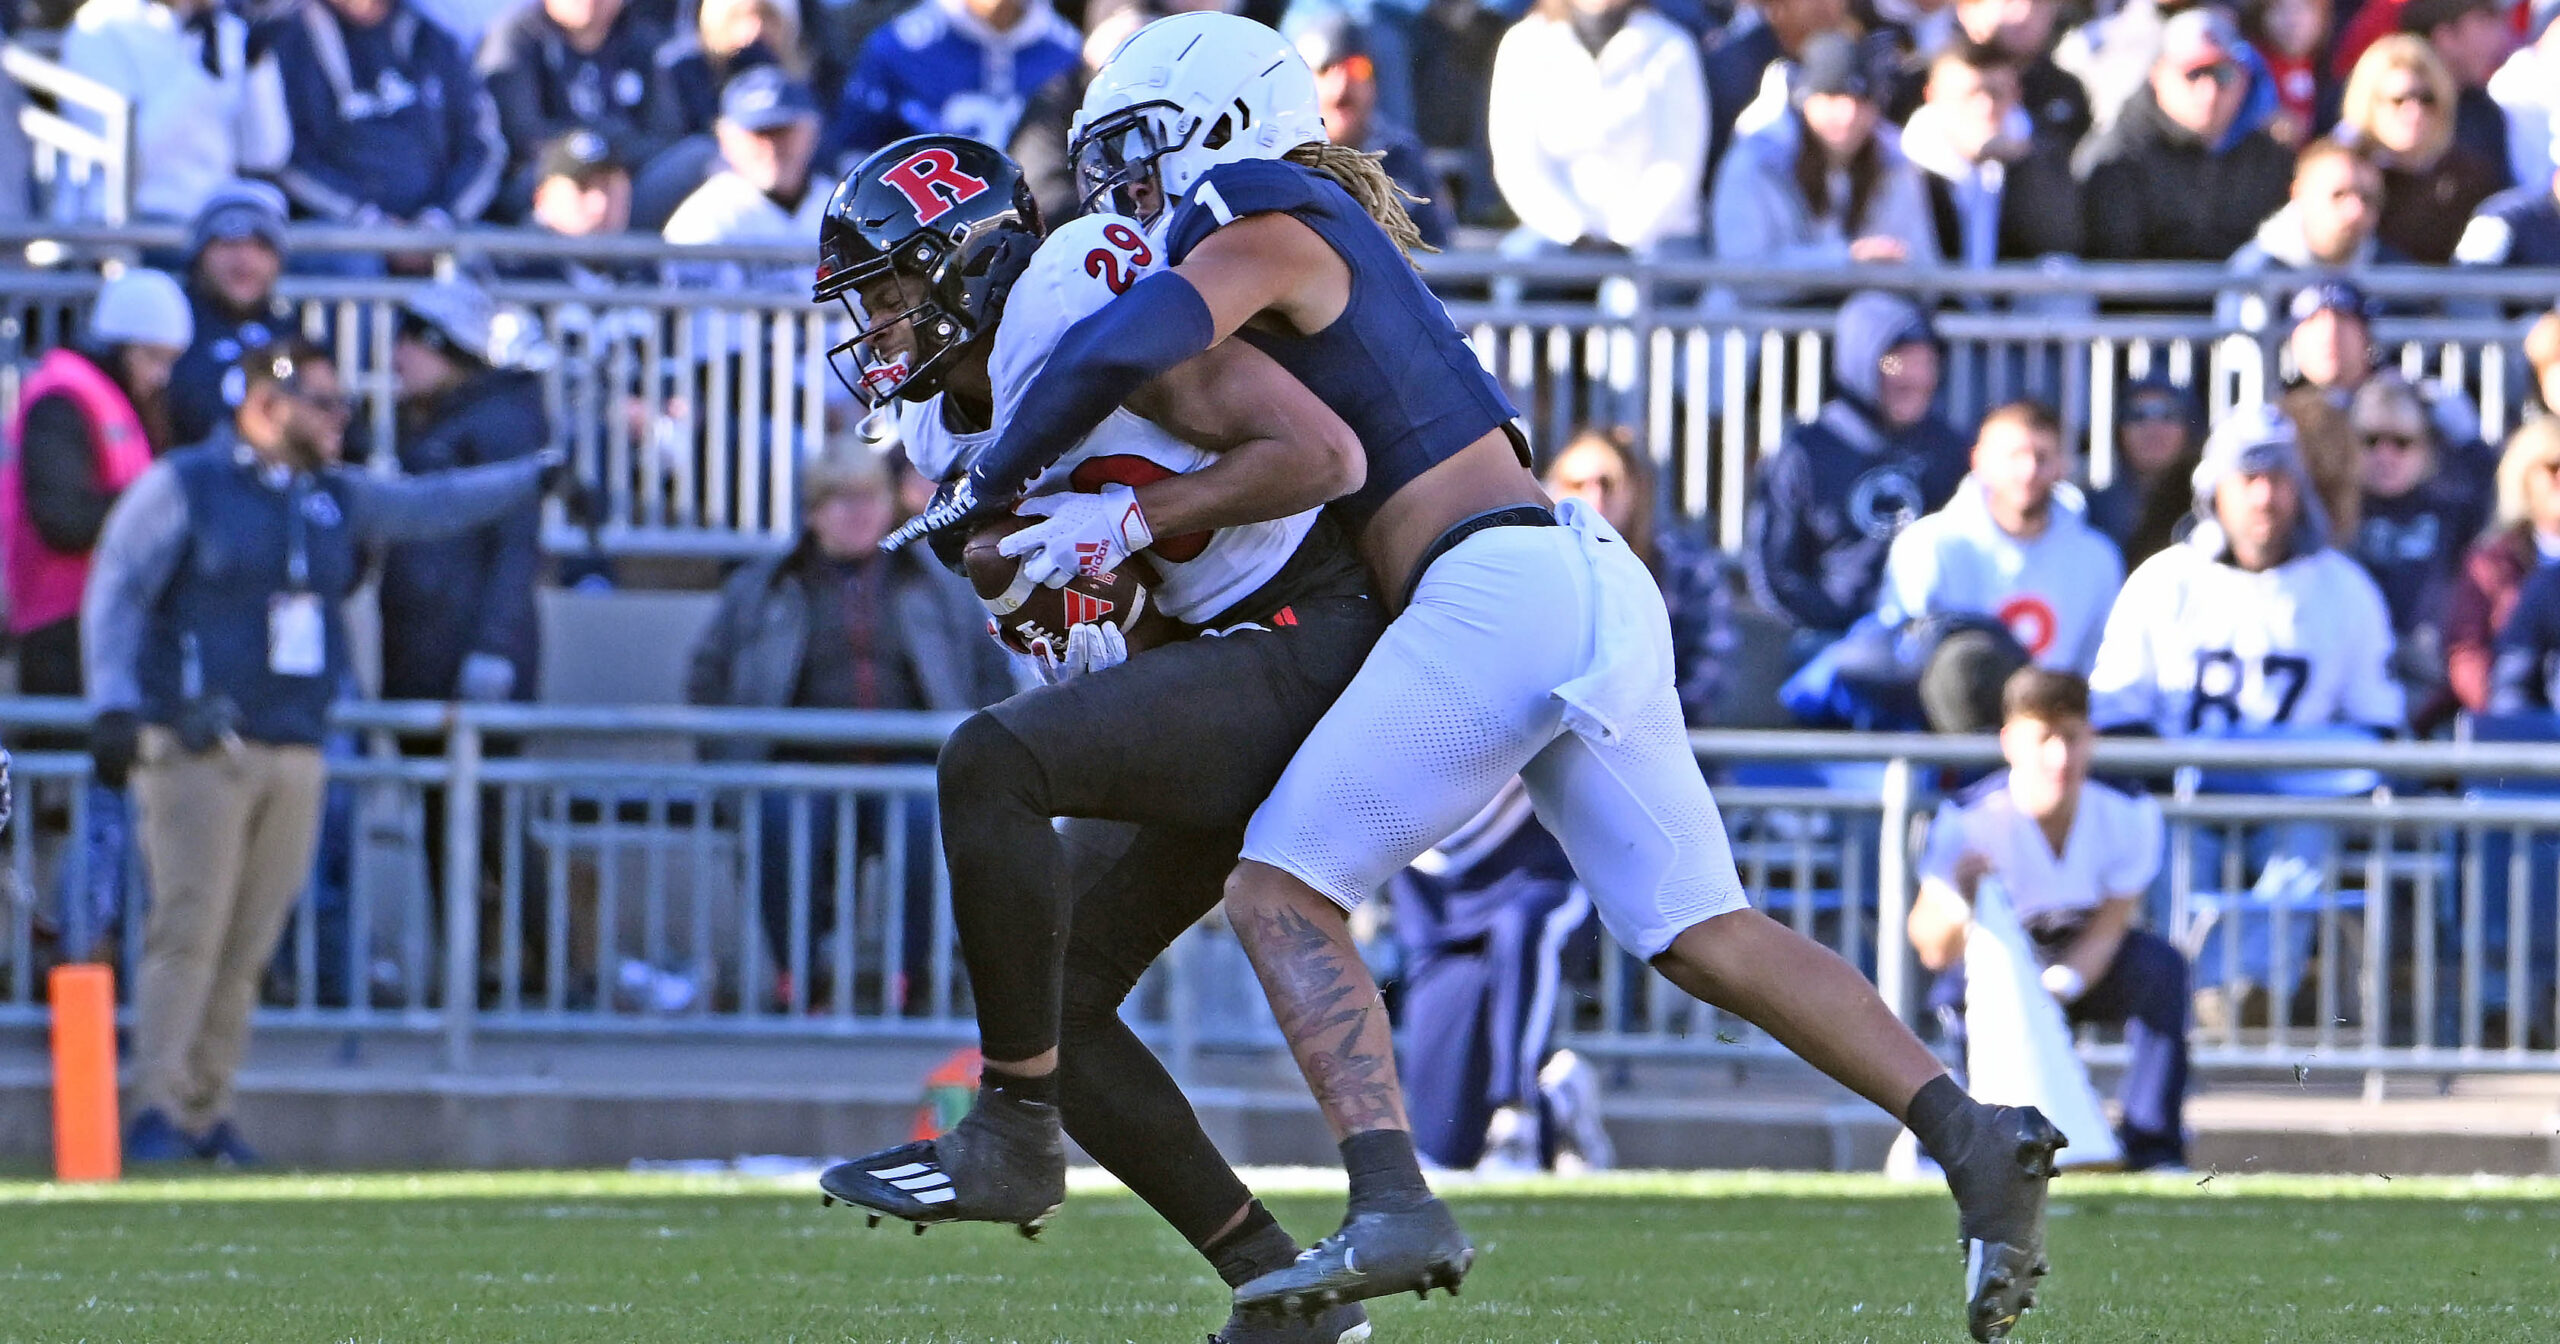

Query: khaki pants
[130,728,326,1132]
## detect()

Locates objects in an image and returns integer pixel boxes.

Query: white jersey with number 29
[2087,540,2404,737]
[987,213,1318,625]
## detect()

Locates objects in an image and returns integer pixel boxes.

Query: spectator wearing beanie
[169,183,293,449]
[58,0,291,223]
[2399,0,2518,190]
[2335,34,2506,262]
[1489,0,1707,257]
[1703,0,1847,182]
[2455,129,2560,267]
[2445,417,2560,715]
[1745,291,1968,639]
[378,281,548,709]
[2077,9,2293,261]
[2,269,191,696]
[477,0,684,222]
[1711,31,1939,278]
[818,0,1079,168]
[269,0,507,231]
[2279,279,2382,539]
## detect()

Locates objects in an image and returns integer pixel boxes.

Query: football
[962,514,1157,658]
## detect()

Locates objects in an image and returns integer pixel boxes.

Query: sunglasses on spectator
[2178,60,2239,86]
[2382,87,2437,109]
[2359,431,2425,452]
[280,383,353,417]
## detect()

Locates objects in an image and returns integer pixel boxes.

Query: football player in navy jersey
[886,16,2064,1339]
[812,134,1385,1344]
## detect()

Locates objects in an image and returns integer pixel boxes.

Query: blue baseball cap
[2289,278,2378,328]
[720,67,818,133]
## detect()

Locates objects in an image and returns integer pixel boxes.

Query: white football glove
[1033,621,1130,685]
[998,485,1154,589]
[2040,963,2088,1004]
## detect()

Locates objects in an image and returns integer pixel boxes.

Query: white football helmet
[1069,12,1326,225]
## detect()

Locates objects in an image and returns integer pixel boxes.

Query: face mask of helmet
[1072,105,1180,223]
[818,241,966,409]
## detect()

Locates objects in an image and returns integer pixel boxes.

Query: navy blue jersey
[1164,158,1524,524]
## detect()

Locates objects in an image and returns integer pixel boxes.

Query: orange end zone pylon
[49,964,120,1183]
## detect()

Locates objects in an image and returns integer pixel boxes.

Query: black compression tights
[938,712,1069,1065]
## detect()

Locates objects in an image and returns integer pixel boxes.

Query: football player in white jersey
[811,135,1383,1344]
[886,16,2067,1337]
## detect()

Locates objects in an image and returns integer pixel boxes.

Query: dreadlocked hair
[1283,141,1437,262]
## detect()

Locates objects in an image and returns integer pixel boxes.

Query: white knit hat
[88,268,194,350]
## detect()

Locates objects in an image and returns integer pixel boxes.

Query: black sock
[1904,1073,1978,1159]
[982,1066,1058,1108]
[1342,1129,1432,1213]
[1200,1201,1297,1288]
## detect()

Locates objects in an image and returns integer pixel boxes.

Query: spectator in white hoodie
[1488,0,1708,256]
[1878,399,2126,678]
[1709,29,1938,273]
[58,0,291,223]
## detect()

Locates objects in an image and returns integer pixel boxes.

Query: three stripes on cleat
[867,1161,958,1205]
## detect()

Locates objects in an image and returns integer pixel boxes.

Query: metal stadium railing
[8,699,2560,1090]
[0,229,2551,555]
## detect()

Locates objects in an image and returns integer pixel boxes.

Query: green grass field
[4,1168,2558,1343]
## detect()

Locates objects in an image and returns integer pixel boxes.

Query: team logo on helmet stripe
[880,147,993,227]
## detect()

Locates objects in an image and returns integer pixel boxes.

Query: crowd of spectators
[9,0,2555,321]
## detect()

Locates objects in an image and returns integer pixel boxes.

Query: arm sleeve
[80,463,191,712]
[1873,524,1934,629]
[19,395,116,553]
[344,456,546,544]
[1916,801,1970,888]
[235,47,294,175]
[2100,792,2166,896]
[1485,27,1598,246]
[964,270,1217,505]
[2086,570,2160,731]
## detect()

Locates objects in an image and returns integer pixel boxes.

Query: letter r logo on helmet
[880,148,992,226]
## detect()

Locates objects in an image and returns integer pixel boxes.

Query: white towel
[1548,497,1677,744]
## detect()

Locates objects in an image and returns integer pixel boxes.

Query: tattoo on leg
[1245,902,1402,1133]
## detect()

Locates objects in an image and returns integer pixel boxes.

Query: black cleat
[1210,1298,1370,1344]
[1233,1199,1474,1319]
[1943,1104,2065,1341]
[816,1084,1066,1235]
